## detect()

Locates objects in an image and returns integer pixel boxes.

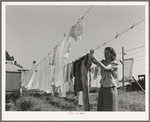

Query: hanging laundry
[62,30,71,59]
[21,71,27,86]
[96,75,101,88]
[62,65,68,97]
[90,67,97,87]
[58,83,66,98]
[45,54,53,93]
[54,39,66,87]
[69,62,74,92]
[43,56,50,92]
[47,66,55,93]
[90,67,95,74]
[70,62,74,80]
[69,18,84,41]
[39,59,47,91]
[81,53,92,111]
[63,18,84,59]
[38,61,44,91]
[52,46,58,66]
[49,51,54,67]
[73,53,92,111]
[25,69,36,90]
[78,91,83,106]
[124,58,134,80]
[21,69,34,87]
[63,64,67,82]
[66,81,69,92]
[94,65,101,79]
[32,64,41,90]
[74,18,84,36]
[73,59,82,92]
[63,39,71,59]
[65,64,69,82]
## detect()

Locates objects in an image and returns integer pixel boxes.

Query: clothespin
[63,32,67,37]
[103,42,106,46]
[96,45,100,49]
[115,32,119,39]
[131,23,135,29]
[90,48,94,54]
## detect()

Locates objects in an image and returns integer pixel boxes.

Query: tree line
[6,51,23,68]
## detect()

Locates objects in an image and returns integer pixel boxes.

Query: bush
[15,100,33,111]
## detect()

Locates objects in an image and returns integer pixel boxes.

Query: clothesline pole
[20,69,23,96]
[122,47,125,92]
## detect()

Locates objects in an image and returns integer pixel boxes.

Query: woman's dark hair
[104,47,116,61]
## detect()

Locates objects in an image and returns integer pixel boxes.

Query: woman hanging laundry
[91,47,118,111]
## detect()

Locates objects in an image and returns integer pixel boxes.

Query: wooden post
[122,47,125,92]
[20,70,23,96]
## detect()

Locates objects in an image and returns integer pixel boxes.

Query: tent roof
[6,63,23,72]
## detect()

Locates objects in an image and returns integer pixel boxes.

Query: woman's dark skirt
[97,86,118,111]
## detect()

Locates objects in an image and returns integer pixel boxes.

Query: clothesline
[31,6,145,73]
[65,19,145,66]
[32,5,93,71]
[94,19,145,51]
[32,18,145,73]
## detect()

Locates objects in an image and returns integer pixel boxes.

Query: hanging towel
[49,51,54,67]
[59,83,66,97]
[38,61,44,91]
[21,71,27,86]
[25,69,36,90]
[55,39,65,87]
[63,65,67,82]
[33,64,41,90]
[43,56,50,92]
[79,91,83,105]
[52,46,58,66]
[21,69,34,87]
[63,18,84,59]
[66,64,69,82]
[69,18,84,41]
[63,39,71,59]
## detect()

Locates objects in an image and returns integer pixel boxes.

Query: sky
[5,2,147,80]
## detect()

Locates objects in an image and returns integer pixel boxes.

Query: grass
[6,89,145,111]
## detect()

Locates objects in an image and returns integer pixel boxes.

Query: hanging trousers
[81,72,90,111]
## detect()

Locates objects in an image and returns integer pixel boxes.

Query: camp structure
[6,61,23,92]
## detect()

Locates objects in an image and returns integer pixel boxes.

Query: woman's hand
[107,64,113,71]
[90,48,95,59]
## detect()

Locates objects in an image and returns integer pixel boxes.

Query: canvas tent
[6,63,22,92]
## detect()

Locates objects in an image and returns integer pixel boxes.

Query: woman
[91,47,118,111]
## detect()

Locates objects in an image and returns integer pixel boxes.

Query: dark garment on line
[73,59,82,92]
[70,62,74,80]
[81,53,92,111]
[73,53,92,111]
